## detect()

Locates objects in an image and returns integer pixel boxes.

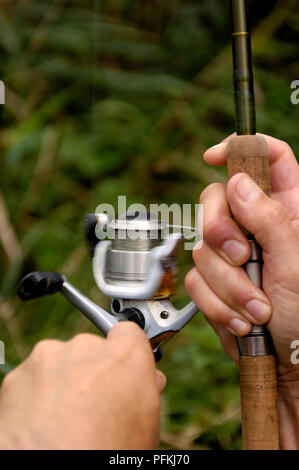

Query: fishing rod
[227,0,279,449]
[16,0,279,450]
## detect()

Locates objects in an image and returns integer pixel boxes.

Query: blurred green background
[0,0,298,450]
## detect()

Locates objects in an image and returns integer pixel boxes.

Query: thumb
[227,173,298,259]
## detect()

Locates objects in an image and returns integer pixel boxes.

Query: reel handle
[17,272,64,300]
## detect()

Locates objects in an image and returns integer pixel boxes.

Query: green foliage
[0,0,298,449]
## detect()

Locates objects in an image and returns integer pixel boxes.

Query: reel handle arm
[17,271,198,353]
[61,281,118,335]
[18,271,118,336]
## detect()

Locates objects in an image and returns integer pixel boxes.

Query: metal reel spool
[106,211,167,283]
[94,211,177,300]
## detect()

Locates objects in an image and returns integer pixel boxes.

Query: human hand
[0,322,166,449]
[185,135,299,449]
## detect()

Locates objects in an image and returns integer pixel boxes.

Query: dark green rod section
[230,0,256,135]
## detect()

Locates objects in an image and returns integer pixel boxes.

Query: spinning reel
[18,211,198,360]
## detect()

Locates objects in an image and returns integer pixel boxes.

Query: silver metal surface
[61,281,119,335]
[109,216,165,232]
[111,236,161,252]
[106,249,150,281]
[237,331,273,356]
[244,261,262,289]
[61,281,198,350]
[117,298,198,342]
[104,212,171,281]
[237,238,273,357]
[93,234,183,300]
[108,213,166,252]
[248,239,261,261]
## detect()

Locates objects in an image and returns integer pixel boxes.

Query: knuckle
[203,214,235,249]
[69,333,103,349]
[112,336,151,367]
[264,200,289,227]
[282,141,293,155]
[271,201,288,224]
[184,268,198,296]
[203,218,220,243]
[192,242,205,265]
[30,339,61,359]
[119,335,146,357]
[204,304,232,327]
[200,183,224,203]
[1,370,17,390]
[111,337,135,361]
[207,309,225,325]
[192,241,210,268]
[185,269,194,290]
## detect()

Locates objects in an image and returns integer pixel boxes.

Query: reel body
[18,211,198,358]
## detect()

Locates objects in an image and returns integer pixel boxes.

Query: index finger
[203,134,299,194]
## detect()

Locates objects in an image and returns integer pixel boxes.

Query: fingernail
[156,371,166,392]
[222,240,248,264]
[236,175,262,202]
[246,299,271,322]
[204,143,225,156]
[194,240,203,251]
[210,143,225,150]
[228,318,249,336]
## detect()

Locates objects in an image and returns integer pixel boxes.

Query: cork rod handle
[227,134,270,234]
[239,356,279,450]
[227,134,279,450]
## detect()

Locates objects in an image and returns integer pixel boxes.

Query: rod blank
[230,0,256,135]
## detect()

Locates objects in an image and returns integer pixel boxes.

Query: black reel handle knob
[17,272,64,300]
[84,214,99,257]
